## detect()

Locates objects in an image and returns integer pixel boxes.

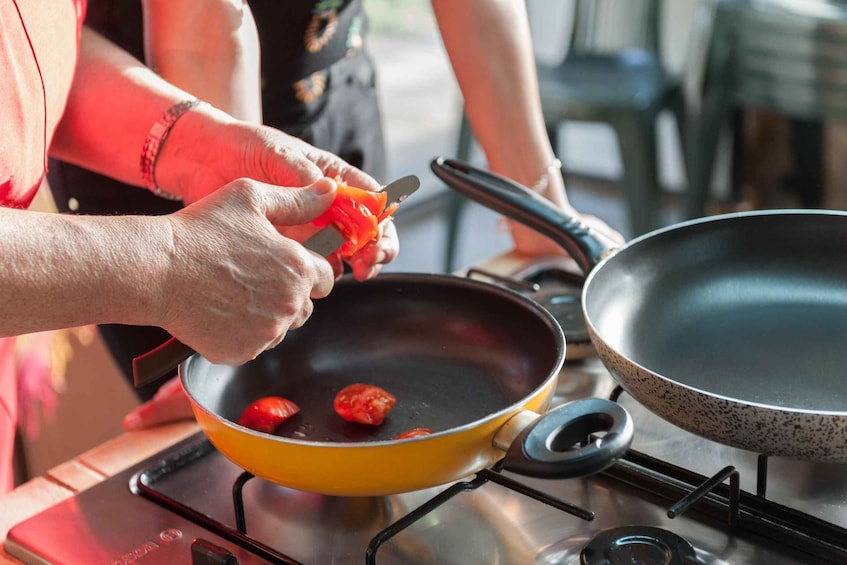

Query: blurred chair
[535,0,687,235]
[443,0,687,273]
[685,0,847,220]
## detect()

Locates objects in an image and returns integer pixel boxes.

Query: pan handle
[497,398,633,479]
[132,337,195,388]
[430,157,616,275]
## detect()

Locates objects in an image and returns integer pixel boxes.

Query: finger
[338,167,381,191]
[326,252,345,279]
[307,151,381,191]
[583,214,626,245]
[255,177,337,226]
[287,297,314,331]
[307,249,337,298]
[376,219,400,262]
[123,384,195,430]
[259,130,327,187]
[350,257,383,281]
[348,220,398,281]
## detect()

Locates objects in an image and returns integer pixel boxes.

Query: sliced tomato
[394,428,434,440]
[333,383,396,426]
[311,181,390,258]
[237,396,300,433]
[378,201,400,223]
[337,183,387,217]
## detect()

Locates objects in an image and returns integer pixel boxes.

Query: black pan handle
[132,337,194,388]
[501,398,633,479]
[430,157,617,275]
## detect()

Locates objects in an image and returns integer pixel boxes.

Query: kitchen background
[14,0,846,486]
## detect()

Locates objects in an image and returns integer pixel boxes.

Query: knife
[302,174,420,256]
[132,174,420,388]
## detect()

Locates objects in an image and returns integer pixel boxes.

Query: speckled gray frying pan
[432,157,847,462]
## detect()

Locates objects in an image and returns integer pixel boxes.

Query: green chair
[535,0,687,236]
[685,0,847,220]
[443,0,688,273]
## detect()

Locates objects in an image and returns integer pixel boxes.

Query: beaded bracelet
[531,158,563,195]
[139,99,206,201]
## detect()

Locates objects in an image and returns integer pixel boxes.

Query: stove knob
[191,538,240,565]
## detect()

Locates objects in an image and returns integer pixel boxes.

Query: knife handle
[132,337,193,388]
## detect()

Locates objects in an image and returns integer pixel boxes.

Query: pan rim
[582,208,847,417]
[180,272,568,447]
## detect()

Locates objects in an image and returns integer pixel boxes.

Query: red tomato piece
[394,428,435,440]
[311,181,389,258]
[333,383,397,426]
[237,396,300,433]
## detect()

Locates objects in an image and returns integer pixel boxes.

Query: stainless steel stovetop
[6,258,847,564]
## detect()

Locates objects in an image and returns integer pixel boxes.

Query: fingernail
[123,411,141,431]
[313,177,337,195]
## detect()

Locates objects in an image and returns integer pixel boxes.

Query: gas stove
[6,257,847,564]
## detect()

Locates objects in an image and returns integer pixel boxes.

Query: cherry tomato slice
[333,383,396,426]
[237,396,300,433]
[394,428,435,440]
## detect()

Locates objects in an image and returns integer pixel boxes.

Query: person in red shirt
[0,0,398,493]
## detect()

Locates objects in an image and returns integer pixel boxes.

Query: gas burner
[530,285,585,341]
[508,257,584,318]
[580,526,697,565]
[469,256,594,359]
[514,259,594,359]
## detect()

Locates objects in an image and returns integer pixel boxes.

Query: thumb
[260,178,337,227]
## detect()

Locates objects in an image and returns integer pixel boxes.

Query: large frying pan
[135,274,632,496]
[432,157,847,463]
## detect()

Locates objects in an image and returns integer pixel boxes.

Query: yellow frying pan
[137,274,632,496]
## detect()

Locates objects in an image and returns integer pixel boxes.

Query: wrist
[140,99,207,200]
[146,102,238,203]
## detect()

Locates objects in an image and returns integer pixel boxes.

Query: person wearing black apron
[48,0,385,400]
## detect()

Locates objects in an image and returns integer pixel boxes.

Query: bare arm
[431,0,567,207]
[0,181,339,364]
[48,27,237,194]
[0,207,173,335]
[431,0,623,252]
[141,0,262,123]
[49,28,364,202]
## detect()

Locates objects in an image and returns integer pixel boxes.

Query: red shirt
[0,0,86,494]
[0,0,86,208]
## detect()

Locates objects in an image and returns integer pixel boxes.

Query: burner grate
[606,387,847,564]
[134,437,598,564]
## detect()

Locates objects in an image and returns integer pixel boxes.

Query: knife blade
[303,174,420,256]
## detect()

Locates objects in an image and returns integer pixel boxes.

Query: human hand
[167,118,398,281]
[509,209,625,257]
[344,218,400,281]
[156,177,337,365]
[173,119,380,203]
[122,375,194,430]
